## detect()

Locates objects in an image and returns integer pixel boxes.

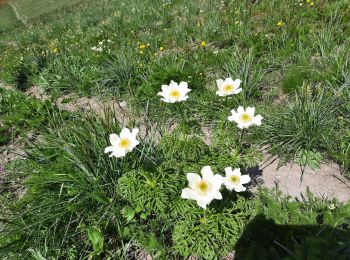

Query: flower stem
[177,103,187,129]
[239,128,245,151]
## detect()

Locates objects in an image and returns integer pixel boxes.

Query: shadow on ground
[234,214,350,259]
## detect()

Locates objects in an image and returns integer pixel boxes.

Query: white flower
[157,80,191,103]
[181,166,223,209]
[216,77,242,96]
[228,106,263,129]
[104,128,139,158]
[223,167,251,192]
[91,46,103,52]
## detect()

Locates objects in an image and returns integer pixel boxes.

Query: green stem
[177,103,187,129]
[239,128,245,152]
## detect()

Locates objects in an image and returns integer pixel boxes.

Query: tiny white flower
[181,166,223,209]
[216,77,242,96]
[104,128,139,158]
[228,106,263,129]
[157,80,191,103]
[223,167,251,192]
[91,46,103,52]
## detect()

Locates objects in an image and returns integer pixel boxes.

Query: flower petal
[224,167,233,176]
[132,128,139,136]
[169,80,178,88]
[237,123,244,129]
[120,128,131,137]
[187,173,201,189]
[234,79,242,86]
[104,146,114,154]
[233,88,242,94]
[246,107,255,116]
[240,174,251,184]
[232,168,242,176]
[223,179,234,191]
[179,81,188,90]
[253,115,263,126]
[201,166,214,180]
[214,191,222,200]
[161,84,170,92]
[237,106,245,114]
[181,188,199,200]
[197,201,207,209]
[233,185,246,192]
[216,79,224,88]
[109,134,119,146]
[212,174,223,188]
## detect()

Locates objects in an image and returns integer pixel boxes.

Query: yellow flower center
[240,113,252,123]
[196,180,212,195]
[223,84,234,93]
[118,138,132,149]
[229,175,240,184]
[169,89,181,99]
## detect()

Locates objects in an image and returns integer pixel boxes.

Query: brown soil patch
[253,156,350,202]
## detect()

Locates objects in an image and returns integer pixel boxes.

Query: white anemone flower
[157,80,191,103]
[181,166,223,209]
[223,167,251,192]
[228,106,263,129]
[91,46,103,52]
[216,77,242,96]
[104,128,139,158]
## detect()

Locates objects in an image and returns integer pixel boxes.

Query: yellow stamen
[169,89,181,99]
[240,113,252,123]
[223,84,234,93]
[118,138,132,149]
[196,180,212,195]
[229,175,240,184]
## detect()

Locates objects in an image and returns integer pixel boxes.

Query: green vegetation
[0,88,52,145]
[0,0,83,27]
[1,0,350,258]
[0,4,17,28]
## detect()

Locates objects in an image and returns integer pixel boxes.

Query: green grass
[0,0,83,27]
[1,0,350,258]
[0,4,18,28]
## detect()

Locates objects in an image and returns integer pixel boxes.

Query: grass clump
[262,88,339,165]
[0,88,50,145]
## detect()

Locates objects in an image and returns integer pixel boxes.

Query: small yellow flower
[309,2,314,6]
[306,0,311,3]
[160,46,164,51]
[53,47,59,54]
[146,43,150,47]
[277,21,283,27]
[139,50,143,54]
[139,44,146,49]
[201,41,206,47]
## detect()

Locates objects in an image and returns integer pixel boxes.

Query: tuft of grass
[262,87,339,163]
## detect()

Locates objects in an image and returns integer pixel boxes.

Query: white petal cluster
[228,106,263,129]
[91,46,103,52]
[223,167,251,192]
[104,128,139,158]
[216,77,242,96]
[181,166,223,209]
[157,80,191,103]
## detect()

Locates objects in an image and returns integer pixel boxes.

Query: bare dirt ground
[252,156,350,202]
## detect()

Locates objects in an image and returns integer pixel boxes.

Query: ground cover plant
[1,0,350,259]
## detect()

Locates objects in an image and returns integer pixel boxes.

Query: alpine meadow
[0,0,350,259]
